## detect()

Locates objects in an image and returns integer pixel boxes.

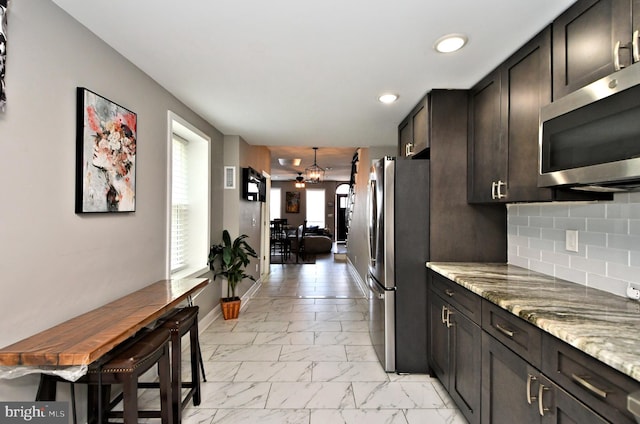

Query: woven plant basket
[220,298,241,320]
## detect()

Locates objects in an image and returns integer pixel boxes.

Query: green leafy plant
[208,230,258,300]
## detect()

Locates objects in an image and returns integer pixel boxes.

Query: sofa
[292,224,333,255]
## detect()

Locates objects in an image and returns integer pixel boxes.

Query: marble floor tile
[345,345,380,362]
[312,361,390,382]
[316,311,367,321]
[210,344,282,362]
[203,332,257,345]
[404,409,467,424]
[292,303,338,312]
[198,382,271,408]
[201,361,242,382]
[340,321,369,332]
[253,331,315,345]
[352,382,447,409]
[234,361,313,382]
[286,320,342,332]
[232,320,290,333]
[310,409,408,424]
[314,331,372,345]
[279,344,347,362]
[181,255,463,423]
[210,409,310,424]
[266,382,355,409]
[180,407,217,424]
[265,311,316,321]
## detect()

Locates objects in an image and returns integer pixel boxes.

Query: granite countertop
[426,262,640,383]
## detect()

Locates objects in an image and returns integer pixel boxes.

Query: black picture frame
[75,87,137,213]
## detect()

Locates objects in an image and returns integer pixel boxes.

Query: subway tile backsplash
[507,192,640,298]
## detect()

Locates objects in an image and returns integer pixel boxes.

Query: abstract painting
[286,191,300,213]
[76,87,137,213]
[0,0,8,112]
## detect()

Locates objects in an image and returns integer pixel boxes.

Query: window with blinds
[171,135,189,272]
[168,113,209,279]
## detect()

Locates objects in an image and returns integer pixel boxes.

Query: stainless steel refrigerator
[367,156,430,373]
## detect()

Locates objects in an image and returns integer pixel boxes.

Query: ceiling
[52,0,576,181]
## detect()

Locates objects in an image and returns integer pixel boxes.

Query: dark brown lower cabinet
[428,292,481,424]
[482,332,608,424]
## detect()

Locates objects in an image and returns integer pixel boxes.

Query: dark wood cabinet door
[503,27,555,202]
[468,70,504,203]
[398,117,411,157]
[428,292,450,390]
[552,0,632,100]
[449,307,481,424]
[538,375,609,424]
[398,94,430,157]
[481,332,540,424]
[411,98,429,154]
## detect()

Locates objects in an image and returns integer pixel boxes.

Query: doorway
[335,183,350,242]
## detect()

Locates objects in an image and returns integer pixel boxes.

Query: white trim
[166,111,211,279]
[347,257,368,297]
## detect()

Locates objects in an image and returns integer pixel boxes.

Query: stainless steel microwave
[539,64,640,192]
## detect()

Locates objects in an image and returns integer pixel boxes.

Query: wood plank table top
[0,278,209,367]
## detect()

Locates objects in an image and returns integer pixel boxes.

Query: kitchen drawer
[430,272,481,325]
[481,300,542,368]
[542,333,640,424]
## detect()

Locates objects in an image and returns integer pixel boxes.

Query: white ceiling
[52,0,576,181]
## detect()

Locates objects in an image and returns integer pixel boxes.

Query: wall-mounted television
[242,167,265,202]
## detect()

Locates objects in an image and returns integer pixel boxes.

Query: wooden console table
[0,278,209,370]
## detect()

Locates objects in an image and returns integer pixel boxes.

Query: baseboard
[347,257,368,297]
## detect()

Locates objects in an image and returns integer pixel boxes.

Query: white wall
[508,192,640,298]
[0,1,225,401]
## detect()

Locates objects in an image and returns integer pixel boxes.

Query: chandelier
[305,147,325,184]
[294,173,305,188]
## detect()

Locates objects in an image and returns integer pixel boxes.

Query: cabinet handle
[405,142,414,156]
[614,40,628,71]
[445,310,454,328]
[496,180,507,199]
[444,289,455,297]
[491,181,497,199]
[571,373,608,399]
[495,323,515,338]
[441,305,448,324]
[538,383,550,416]
[526,374,538,404]
[633,30,639,63]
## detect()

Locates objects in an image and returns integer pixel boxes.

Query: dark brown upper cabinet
[468,27,612,204]
[468,29,552,203]
[398,93,429,158]
[552,0,640,100]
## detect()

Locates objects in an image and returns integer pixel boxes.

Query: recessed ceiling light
[434,34,468,53]
[378,94,399,104]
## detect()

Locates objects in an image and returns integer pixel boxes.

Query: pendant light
[305,147,325,184]
[295,172,306,188]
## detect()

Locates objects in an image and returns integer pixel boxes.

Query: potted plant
[208,230,258,319]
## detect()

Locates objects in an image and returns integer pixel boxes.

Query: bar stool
[153,306,203,424]
[81,326,173,424]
